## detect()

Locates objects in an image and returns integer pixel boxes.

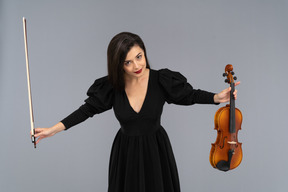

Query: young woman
[32,32,239,192]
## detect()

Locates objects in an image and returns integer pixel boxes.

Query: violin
[209,64,242,171]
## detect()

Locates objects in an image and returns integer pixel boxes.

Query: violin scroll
[223,64,237,84]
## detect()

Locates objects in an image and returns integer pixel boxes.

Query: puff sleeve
[158,68,218,105]
[61,76,114,130]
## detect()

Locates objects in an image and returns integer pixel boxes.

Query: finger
[235,81,241,86]
[34,128,42,133]
[223,87,231,94]
[36,137,44,144]
[233,90,238,100]
[34,130,43,138]
[34,128,44,137]
[34,132,42,138]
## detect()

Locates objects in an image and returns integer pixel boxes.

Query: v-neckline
[124,69,151,114]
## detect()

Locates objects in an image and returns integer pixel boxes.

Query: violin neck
[230,83,235,133]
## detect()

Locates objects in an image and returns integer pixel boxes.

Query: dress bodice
[113,70,166,136]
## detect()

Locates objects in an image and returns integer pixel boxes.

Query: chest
[125,81,148,113]
[113,71,166,121]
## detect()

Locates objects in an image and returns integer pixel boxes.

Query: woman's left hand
[214,81,240,103]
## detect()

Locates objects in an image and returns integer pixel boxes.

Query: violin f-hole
[219,136,227,149]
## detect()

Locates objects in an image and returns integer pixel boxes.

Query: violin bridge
[227,141,237,145]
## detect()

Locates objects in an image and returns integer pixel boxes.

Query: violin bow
[23,17,36,148]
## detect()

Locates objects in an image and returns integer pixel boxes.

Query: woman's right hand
[31,122,66,144]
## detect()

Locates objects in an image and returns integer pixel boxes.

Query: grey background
[1,0,287,191]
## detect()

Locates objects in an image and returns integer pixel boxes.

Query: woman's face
[123,45,147,78]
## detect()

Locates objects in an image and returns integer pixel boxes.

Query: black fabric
[158,69,217,105]
[61,68,218,192]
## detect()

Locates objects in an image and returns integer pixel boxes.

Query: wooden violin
[209,64,242,171]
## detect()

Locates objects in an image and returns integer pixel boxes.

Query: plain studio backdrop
[1,0,287,191]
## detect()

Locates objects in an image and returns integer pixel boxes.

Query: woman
[33,32,239,192]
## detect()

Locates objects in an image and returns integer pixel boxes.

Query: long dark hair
[107,32,150,91]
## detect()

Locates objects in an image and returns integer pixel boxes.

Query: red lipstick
[135,69,142,74]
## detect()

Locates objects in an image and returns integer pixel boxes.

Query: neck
[230,82,235,133]
[125,68,149,83]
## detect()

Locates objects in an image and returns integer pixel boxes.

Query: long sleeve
[61,76,114,130]
[158,68,218,105]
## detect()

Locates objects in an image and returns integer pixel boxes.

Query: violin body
[209,64,243,171]
[210,105,242,171]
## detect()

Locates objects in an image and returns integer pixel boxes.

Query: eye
[136,54,142,60]
[124,61,131,65]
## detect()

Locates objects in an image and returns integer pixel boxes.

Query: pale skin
[32,45,240,144]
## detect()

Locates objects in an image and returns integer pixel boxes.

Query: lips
[135,69,142,74]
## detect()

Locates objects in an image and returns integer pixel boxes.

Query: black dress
[61,68,217,192]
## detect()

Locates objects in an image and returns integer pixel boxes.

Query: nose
[134,60,139,69]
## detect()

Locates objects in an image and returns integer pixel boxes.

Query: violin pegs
[223,73,228,77]
[231,71,235,75]
[225,79,229,83]
[234,76,237,80]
